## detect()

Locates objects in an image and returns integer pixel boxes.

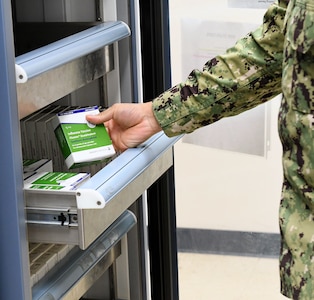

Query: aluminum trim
[15,21,130,82]
[77,132,182,203]
[32,210,136,300]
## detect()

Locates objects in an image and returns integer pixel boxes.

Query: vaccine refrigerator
[0,0,179,299]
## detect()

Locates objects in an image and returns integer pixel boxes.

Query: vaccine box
[53,106,115,169]
[24,171,90,191]
[23,159,53,180]
[23,159,53,173]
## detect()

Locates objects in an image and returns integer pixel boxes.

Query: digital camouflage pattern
[153,0,314,299]
[280,0,314,299]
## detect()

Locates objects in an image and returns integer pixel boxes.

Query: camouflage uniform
[152,0,314,299]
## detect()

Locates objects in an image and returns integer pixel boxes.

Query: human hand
[86,102,162,152]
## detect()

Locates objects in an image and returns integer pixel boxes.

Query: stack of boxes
[21,105,115,199]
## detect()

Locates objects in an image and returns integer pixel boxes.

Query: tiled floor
[178,252,288,300]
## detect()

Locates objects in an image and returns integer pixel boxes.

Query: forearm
[153,1,288,137]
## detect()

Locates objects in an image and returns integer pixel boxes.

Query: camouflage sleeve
[152,1,288,137]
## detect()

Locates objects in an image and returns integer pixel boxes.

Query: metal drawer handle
[15,21,130,83]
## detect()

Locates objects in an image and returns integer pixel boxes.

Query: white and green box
[53,106,115,169]
[23,159,53,173]
[24,171,90,191]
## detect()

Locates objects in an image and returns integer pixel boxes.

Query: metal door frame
[0,0,31,298]
[139,0,179,299]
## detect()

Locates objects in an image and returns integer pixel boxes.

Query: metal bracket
[75,188,106,209]
[26,207,78,227]
[15,64,27,83]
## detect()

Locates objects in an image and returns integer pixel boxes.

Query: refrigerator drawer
[31,209,136,299]
[25,132,180,249]
[16,21,130,118]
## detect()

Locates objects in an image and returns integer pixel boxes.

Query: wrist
[143,102,162,134]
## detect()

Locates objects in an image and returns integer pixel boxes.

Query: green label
[31,172,78,185]
[59,123,111,153]
[55,126,71,159]
[29,185,64,190]
[23,159,38,166]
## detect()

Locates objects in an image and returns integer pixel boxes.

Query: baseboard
[176,228,280,258]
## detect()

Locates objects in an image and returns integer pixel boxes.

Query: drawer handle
[15,21,130,83]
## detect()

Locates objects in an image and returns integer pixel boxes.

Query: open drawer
[25,132,181,249]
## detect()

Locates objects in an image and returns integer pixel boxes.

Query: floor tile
[178,252,288,299]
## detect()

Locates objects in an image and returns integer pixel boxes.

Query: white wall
[169,0,283,233]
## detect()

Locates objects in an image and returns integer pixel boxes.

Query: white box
[24,171,90,191]
[53,106,115,169]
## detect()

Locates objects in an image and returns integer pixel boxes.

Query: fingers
[86,106,114,124]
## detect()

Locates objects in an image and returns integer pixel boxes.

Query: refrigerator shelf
[31,210,136,299]
[26,132,181,249]
[15,21,130,83]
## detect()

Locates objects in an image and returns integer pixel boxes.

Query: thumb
[86,108,113,125]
